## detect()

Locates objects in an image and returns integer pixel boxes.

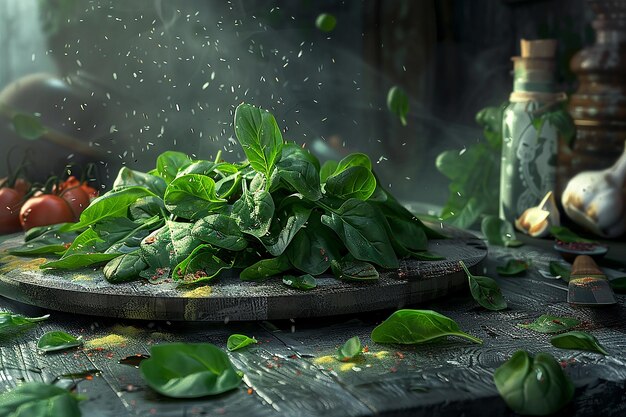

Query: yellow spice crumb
[182,286,212,298]
[84,334,127,349]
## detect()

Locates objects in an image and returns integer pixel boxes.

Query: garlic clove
[515,191,560,238]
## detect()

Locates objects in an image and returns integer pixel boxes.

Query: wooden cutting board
[0,225,486,321]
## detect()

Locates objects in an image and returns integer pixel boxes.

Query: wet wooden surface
[0,235,625,417]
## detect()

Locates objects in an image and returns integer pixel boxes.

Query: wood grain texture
[0,237,624,416]
[0,225,486,322]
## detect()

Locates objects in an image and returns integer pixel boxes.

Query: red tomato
[12,178,30,197]
[80,183,99,199]
[0,188,23,234]
[19,195,75,231]
[60,186,91,220]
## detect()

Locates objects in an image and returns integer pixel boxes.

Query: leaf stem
[459,260,473,279]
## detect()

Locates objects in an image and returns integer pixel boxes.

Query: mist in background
[0,0,591,207]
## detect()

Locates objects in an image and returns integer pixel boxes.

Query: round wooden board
[0,225,486,322]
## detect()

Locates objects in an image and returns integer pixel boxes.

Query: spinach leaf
[215,172,242,199]
[387,86,409,126]
[460,261,507,311]
[481,215,523,247]
[336,336,362,361]
[234,103,283,184]
[40,228,122,269]
[192,214,247,251]
[0,382,81,417]
[371,309,482,345]
[282,274,317,290]
[140,342,242,398]
[37,331,83,353]
[164,174,225,220]
[227,334,258,351]
[177,160,218,177]
[518,315,580,334]
[260,205,311,256]
[129,196,166,220]
[240,256,291,281]
[0,312,48,336]
[282,142,321,171]
[493,351,574,416]
[335,153,372,173]
[277,157,322,201]
[321,199,398,269]
[320,160,339,183]
[24,223,73,242]
[496,259,530,277]
[156,151,192,183]
[167,221,203,265]
[408,250,445,261]
[550,331,608,355]
[385,216,428,252]
[8,228,78,256]
[113,167,167,197]
[232,187,275,238]
[550,226,595,243]
[68,186,157,231]
[330,258,379,281]
[325,166,376,201]
[173,245,230,285]
[286,214,341,275]
[549,261,571,282]
[92,215,161,248]
[104,251,147,283]
[139,226,174,280]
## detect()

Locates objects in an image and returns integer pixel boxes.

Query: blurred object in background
[0,72,114,182]
[563,0,626,190]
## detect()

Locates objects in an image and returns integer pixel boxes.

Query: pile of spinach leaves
[15,103,443,285]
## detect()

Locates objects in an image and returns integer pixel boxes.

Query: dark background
[0,0,592,206]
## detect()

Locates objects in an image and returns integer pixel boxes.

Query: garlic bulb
[515,191,560,237]
[561,143,626,238]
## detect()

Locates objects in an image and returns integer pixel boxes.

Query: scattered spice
[84,334,128,349]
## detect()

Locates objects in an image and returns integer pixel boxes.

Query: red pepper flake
[395,352,405,359]
[560,360,567,368]
[389,367,398,373]
[85,375,93,380]
[144,236,156,244]
[247,388,254,395]
[266,363,274,369]
[295,370,302,376]
[363,346,369,353]
[289,354,298,359]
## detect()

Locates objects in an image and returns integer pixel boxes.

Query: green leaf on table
[23,223,73,242]
[164,174,226,220]
[156,151,192,183]
[37,331,83,353]
[315,13,336,32]
[227,334,257,352]
[321,199,398,269]
[518,315,580,334]
[481,215,523,247]
[234,103,283,183]
[459,260,507,311]
[330,258,379,281]
[610,277,626,294]
[336,336,362,362]
[140,342,242,398]
[496,259,530,277]
[103,251,147,283]
[549,261,571,282]
[240,256,291,281]
[387,86,409,126]
[370,309,482,345]
[493,351,574,416]
[550,226,595,243]
[12,113,46,140]
[550,331,608,355]
[0,382,81,417]
[0,312,48,336]
[283,274,317,290]
[8,228,78,256]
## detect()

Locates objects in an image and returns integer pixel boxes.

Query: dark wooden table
[1,233,625,417]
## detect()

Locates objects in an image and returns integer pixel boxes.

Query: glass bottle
[500,39,569,223]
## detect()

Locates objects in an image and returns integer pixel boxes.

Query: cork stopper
[520,39,557,59]
[571,255,604,276]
